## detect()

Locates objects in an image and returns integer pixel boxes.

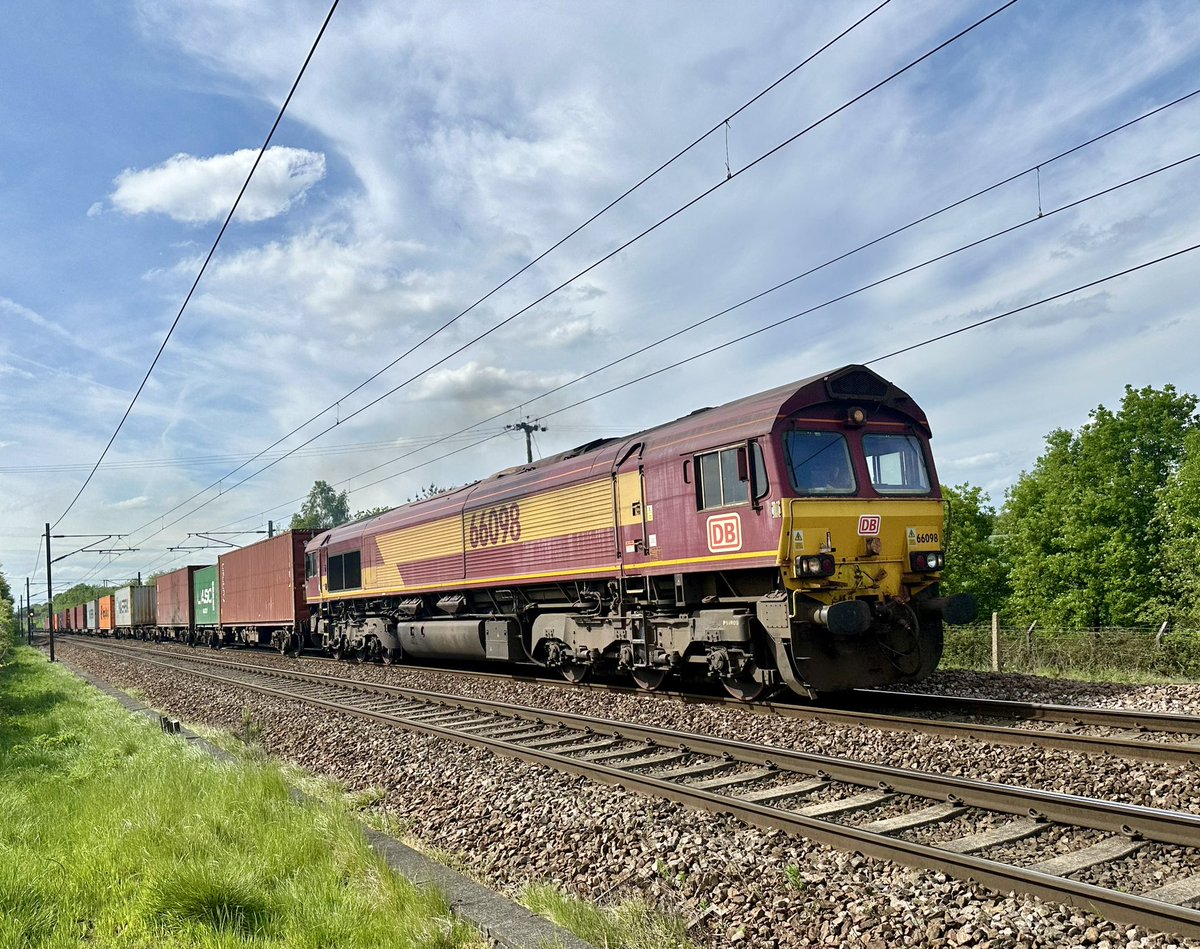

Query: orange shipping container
[98,595,115,630]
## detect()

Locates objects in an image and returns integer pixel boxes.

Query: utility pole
[25,577,31,644]
[506,419,546,464]
[45,523,54,662]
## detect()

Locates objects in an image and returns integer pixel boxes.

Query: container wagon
[218,531,316,649]
[156,565,206,643]
[114,586,156,639]
[98,595,115,636]
[85,599,98,635]
[193,565,221,645]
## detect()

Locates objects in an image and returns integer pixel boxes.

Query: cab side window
[696,446,750,509]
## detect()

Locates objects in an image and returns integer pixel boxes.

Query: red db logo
[857,514,881,536]
[707,513,742,553]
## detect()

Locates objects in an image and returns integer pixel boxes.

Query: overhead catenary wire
[96,86,1198,562]
[197,142,1199,540]
[122,0,1020,550]
[50,0,342,531]
[118,0,898,542]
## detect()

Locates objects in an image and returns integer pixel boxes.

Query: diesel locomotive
[303,365,975,698]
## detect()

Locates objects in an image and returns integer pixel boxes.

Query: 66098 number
[468,503,522,548]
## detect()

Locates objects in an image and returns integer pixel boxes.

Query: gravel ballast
[58,641,1200,948]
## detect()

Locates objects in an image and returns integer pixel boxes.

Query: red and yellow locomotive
[304,365,974,698]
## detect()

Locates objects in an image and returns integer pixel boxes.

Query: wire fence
[943,619,1200,681]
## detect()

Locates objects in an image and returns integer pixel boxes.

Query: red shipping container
[218,531,317,627]
[156,565,205,629]
[71,604,86,629]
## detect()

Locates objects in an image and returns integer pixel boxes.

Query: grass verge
[0,646,483,948]
[521,883,698,949]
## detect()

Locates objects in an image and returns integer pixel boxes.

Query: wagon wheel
[631,667,668,692]
[382,648,401,666]
[560,662,591,684]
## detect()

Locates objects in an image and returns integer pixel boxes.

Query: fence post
[1026,621,1036,666]
[991,612,1000,672]
[1155,621,1169,648]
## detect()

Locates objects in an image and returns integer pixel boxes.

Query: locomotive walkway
[66,638,1200,938]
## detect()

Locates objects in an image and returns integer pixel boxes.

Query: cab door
[614,441,648,572]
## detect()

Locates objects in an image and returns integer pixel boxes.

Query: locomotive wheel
[631,667,668,691]
[382,648,401,666]
[721,670,770,702]
[560,662,591,684]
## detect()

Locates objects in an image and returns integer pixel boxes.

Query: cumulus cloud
[109,146,326,224]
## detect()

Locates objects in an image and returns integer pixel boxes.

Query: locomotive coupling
[810,599,873,636]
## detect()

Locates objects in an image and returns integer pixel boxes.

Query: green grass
[0,646,483,949]
[521,883,698,949]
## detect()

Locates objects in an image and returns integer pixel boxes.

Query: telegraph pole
[45,523,54,662]
[25,577,31,644]
[506,419,546,464]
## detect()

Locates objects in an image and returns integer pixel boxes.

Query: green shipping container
[194,565,220,626]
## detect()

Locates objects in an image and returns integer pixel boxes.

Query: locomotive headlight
[910,551,944,572]
[799,555,836,577]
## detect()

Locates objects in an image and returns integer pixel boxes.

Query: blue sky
[3,0,1200,598]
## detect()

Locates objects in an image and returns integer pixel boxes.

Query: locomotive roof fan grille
[826,366,892,401]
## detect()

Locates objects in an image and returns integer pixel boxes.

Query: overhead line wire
[204,134,1198,536]
[127,0,1019,547]
[50,0,342,531]
[121,0,896,540]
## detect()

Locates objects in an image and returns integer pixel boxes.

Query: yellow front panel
[780,498,945,598]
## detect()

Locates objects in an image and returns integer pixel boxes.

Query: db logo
[707,513,742,553]
[857,514,881,536]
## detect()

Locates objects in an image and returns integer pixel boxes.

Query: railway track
[59,633,1200,764]
[305,649,1200,763]
[66,638,1200,936]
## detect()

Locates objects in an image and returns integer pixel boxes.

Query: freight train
[57,365,975,699]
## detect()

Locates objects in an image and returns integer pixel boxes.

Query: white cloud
[109,146,326,224]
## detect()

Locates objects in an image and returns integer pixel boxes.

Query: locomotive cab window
[327,550,362,591]
[863,434,930,494]
[695,443,767,509]
[696,446,747,508]
[785,431,855,495]
[305,552,317,580]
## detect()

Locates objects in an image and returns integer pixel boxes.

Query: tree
[290,480,351,531]
[406,483,450,502]
[940,483,1008,618]
[1154,430,1200,626]
[998,384,1198,626]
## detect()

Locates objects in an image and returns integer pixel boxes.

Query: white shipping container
[114,585,157,628]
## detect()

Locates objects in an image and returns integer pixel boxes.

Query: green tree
[0,565,15,650]
[998,384,1198,626]
[1155,430,1200,627]
[290,480,351,531]
[941,483,1008,617]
